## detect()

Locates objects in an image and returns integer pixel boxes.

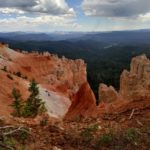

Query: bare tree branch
[129,109,135,120]
[0,142,14,150]
[3,126,29,136]
[0,126,15,130]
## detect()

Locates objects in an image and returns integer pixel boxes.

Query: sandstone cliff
[0,43,87,118]
[99,83,119,103]
[99,54,150,103]
[65,82,97,119]
[120,54,150,100]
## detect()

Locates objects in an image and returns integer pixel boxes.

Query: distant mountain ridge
[1,29,150,43]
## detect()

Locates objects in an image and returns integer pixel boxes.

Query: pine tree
[11,88,22,116]
[23,79,46,117]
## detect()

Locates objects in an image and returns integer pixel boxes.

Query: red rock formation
[65,82,97,119]
[99,83,119,103]
[120,54,150,100]
[98,54,150,103]
[0,44,87,98]
[0,70,29,117]
[0,44,87,118]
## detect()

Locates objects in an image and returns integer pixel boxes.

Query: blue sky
[0,0,150,32]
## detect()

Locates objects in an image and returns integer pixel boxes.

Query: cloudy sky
[0,0,150,32]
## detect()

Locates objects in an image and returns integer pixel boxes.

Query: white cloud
[0,0,150,32]
[0,0,75,16]
[0,0,78,32]
[139,13,150,21]
[82,0,150,18]
[0,15,81,32]
[0,8,24,14]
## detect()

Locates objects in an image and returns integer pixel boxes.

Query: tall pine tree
[11,88,22,116]
[23,79,45,117]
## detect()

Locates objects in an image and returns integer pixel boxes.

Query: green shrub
[95,133,113,149]
[100,134,113,144]
[3,136,17,147]
[125,128,138,142]
[11,88,22,116]
[40,116,49,126]
[80,124,98,142]
[20,145,25,150]
[19,129,29,142]
[80,128,94,142]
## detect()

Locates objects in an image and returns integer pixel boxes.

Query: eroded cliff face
[120,54,150,100]
[65,82,97,119]
[0,43,87,118]
[99,83,119,103]
[0,43,87,97]
[99,54,150,103]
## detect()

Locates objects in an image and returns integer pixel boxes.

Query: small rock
[98,125,102,130]
[119,118,126,123]
[53,146,62,150]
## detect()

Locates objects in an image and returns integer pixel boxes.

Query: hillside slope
[0,43,87,119]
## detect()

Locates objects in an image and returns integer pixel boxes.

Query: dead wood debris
[0,125,29,150]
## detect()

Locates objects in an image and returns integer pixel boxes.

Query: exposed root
[129,109,135,120]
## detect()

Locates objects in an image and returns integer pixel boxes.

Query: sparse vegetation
[0,115,149,150]
[15,71,22,77]
[13,71,28,80]
[1,66,28,81]
[125,128,140,146]
[11,79,46,118]
[80,124,98,142]
[19,128,29,142]
[40,116,49,126]
[96,133,113,148]
[23,79,46,117]
[11,88,22,117]
[3,136,16,148]
[0,125,30,150]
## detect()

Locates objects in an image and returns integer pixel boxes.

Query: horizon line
[0,28,150,34]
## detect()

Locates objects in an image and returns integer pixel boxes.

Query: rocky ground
[1,108,149,150]
[0,97,149,150]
